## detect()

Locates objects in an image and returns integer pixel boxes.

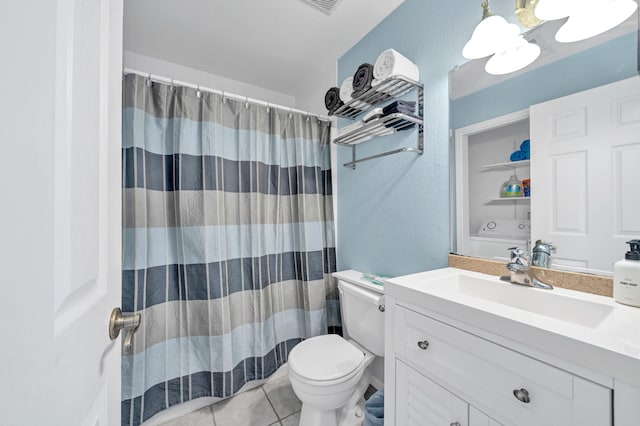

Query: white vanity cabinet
[387,302,610,426]
[383,267,640,426]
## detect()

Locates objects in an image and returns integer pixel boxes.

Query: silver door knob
[109,307,141,355]
[513,388,531,403]
[417,340,429,350]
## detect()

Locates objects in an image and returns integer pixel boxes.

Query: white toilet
[288,270,385,426]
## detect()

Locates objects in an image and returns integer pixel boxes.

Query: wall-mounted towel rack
[332,75,424,169]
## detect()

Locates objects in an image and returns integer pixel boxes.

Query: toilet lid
[289,335,365,381]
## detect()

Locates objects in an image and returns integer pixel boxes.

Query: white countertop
[385,267,640,388]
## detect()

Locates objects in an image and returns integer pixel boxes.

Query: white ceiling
[124,0,405,97]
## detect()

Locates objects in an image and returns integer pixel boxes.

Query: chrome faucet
[504,242,556,290]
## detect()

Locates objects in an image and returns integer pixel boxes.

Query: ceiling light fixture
[536,0,638,43]
[463,1,521,59]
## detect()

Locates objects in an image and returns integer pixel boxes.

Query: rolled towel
[520,139,530,153]
[324,87,343,113]
[372,48,420,82]
[352,63,375,97]
[339,77,354,102]
[510,150,526,161]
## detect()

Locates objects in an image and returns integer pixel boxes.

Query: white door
[530,76,640,275]
[0,1,124,425]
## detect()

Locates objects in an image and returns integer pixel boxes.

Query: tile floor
[160,372,302,426]
[159,368,378,426]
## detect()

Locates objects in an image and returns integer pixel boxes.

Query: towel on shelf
[363,108,384,123]
[382,100,416,116]
[520,139,530,153]
[510,150,526,161]
[352,63,375,98]
[337,120,364,137]
[373,49,420,82]
[324,87,343,113]
[339,76,354,102]
[524,150,530,160]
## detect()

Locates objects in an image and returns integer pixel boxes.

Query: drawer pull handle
[450,423,461,426]
[417,340,429,350]
[513,388,531,403]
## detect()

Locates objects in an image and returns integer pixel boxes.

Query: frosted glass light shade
[462,15,521,59]
[535,0,578,20]
[485,37,542,75]
[555,0,638,42]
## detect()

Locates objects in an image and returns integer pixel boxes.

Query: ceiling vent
[299,0,343,15]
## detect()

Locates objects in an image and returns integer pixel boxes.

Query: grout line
[208,404,216,426]
[261,385,282,421]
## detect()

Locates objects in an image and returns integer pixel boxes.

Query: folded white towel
[363,108,384,123]
[372,49,420,83]
[340,77,354,102]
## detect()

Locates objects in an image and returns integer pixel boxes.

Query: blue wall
[336,0,637,277]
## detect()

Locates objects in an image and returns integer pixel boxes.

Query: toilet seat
[289,335,365,383]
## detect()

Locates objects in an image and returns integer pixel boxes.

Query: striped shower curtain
[121,74,337,425]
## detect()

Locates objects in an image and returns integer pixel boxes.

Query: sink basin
[406,269,615,329]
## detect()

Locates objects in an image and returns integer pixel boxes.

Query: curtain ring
[245,96,249,109]
[146,73,153,88]
[288,107,293,120]
[169,78,175,91]
[196,85,202,98]
[266,102,270,113]
[222,90,226,104]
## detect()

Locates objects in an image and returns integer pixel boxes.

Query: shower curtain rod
[123,68,331,122]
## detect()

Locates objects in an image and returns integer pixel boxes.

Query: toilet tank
[334,270,385,357]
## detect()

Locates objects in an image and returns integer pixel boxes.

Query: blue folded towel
[520,139,530,152]
[524,150,530,160]
[510,150,526,161]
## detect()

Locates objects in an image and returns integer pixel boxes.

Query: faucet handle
[508,247,528,265]
[533,240,556,254]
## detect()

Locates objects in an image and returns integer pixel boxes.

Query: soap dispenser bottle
[613,240,640,307]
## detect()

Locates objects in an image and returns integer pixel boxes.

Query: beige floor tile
[263,377,302,419]
[160,406,215,426]
[213,387,278,426]
[280,411,301,426]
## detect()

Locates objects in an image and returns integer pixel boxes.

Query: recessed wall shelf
[332,75,424,169]
[486,196,531,203]
[481,159,530,171]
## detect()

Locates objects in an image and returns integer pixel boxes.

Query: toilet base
[298,395,366,426]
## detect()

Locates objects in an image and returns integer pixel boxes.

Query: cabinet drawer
[396,306,611,426]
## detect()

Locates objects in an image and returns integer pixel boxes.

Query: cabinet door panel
[469,406,503,426]
[396,360,467,426]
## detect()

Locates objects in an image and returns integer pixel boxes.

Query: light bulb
[535,0,580,20]
[555,0,637,43]
[462,15,521,59]
[485,37,542,75]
